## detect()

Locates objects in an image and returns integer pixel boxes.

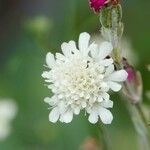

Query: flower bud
[99,4,122,28]
[89,0,106,13]
[122,59,143,104]
[89,0,120,14]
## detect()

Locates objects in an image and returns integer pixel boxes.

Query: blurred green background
[0,0,150,149]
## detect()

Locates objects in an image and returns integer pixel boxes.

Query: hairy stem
[136,103,149,127]
[127,103,150,150]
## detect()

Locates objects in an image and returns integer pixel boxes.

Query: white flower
[0,99,17,140]
[42,32,128,124]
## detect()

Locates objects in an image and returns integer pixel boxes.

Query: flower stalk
[97,123,112,150]
[98,1,150,149]
[127,103,150,150]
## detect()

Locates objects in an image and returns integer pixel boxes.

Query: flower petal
[49,107,60,123]
[44,96,58,106]
[101,100,113,108]
[105,64,114,76]
[41,71,50,78]
[107,81,122,92]
[78,32,90,55]
[108,70,128,82]
[61,41,78,57]
[98,42,113,60]
[88,111,99,124]
[56,53,66,61]
[44,97,51,103]
[98,107,113,124]
[60,110,73,123]
[73,107,80,115]
[61,42,71,57]
[101,82,110,92]
[98,96,103,102]
[46,52,56,68]
[68,41,78,53]
[89,42,98,58]
[99,58,113,66]
[101,92,110,101]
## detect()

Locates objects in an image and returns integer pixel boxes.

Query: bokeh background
[0,0,150,150]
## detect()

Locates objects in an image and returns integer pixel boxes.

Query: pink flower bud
[89,0,106,13]
[122,58,143,104]
[89,0,120,13]
[126,67,136,82]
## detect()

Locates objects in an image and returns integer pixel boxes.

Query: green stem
[136,103,149,127]
[127,102,150,150]
[98,123,112,150]
[113,48,121,64]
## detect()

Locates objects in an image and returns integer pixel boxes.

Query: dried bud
[122,59,143,104]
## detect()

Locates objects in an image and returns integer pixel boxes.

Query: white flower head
[42,32,128,124]
[0,99,18,140]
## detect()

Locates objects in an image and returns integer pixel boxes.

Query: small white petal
[101,92,110,101]
[49,107,60,123]
[89,43,98,58]
[44,95,58,106]
[98,42,113,60]
[44,97,51,103]
[61,40,78,56]
[81,101,87,108]
[89,97,96,103]
[98,96,103,102]
[105,64,114,76]
[99,58,113,66]
[41,71,50,78]
[56,53,66,61]
[58,102,66,113]
[101,100,113,108]
[68,41,78,53]
[46,52,56,68]
[101,82,110,92]
[108,70,128,82]
[61,42,71,57]
[60,110,73,123]
[88,111,99,124]
[107,81,122,92]
[74,107,80,115]
[85,93,90,99]
[79,32,90,55]
[98,107,113,124]
[58,94,64,99]
[79,91,84,97]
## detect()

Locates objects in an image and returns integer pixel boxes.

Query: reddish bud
[89,0,120,13]
[126,67,136,82]
[89,0,107,13]
[122,58,143,104]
